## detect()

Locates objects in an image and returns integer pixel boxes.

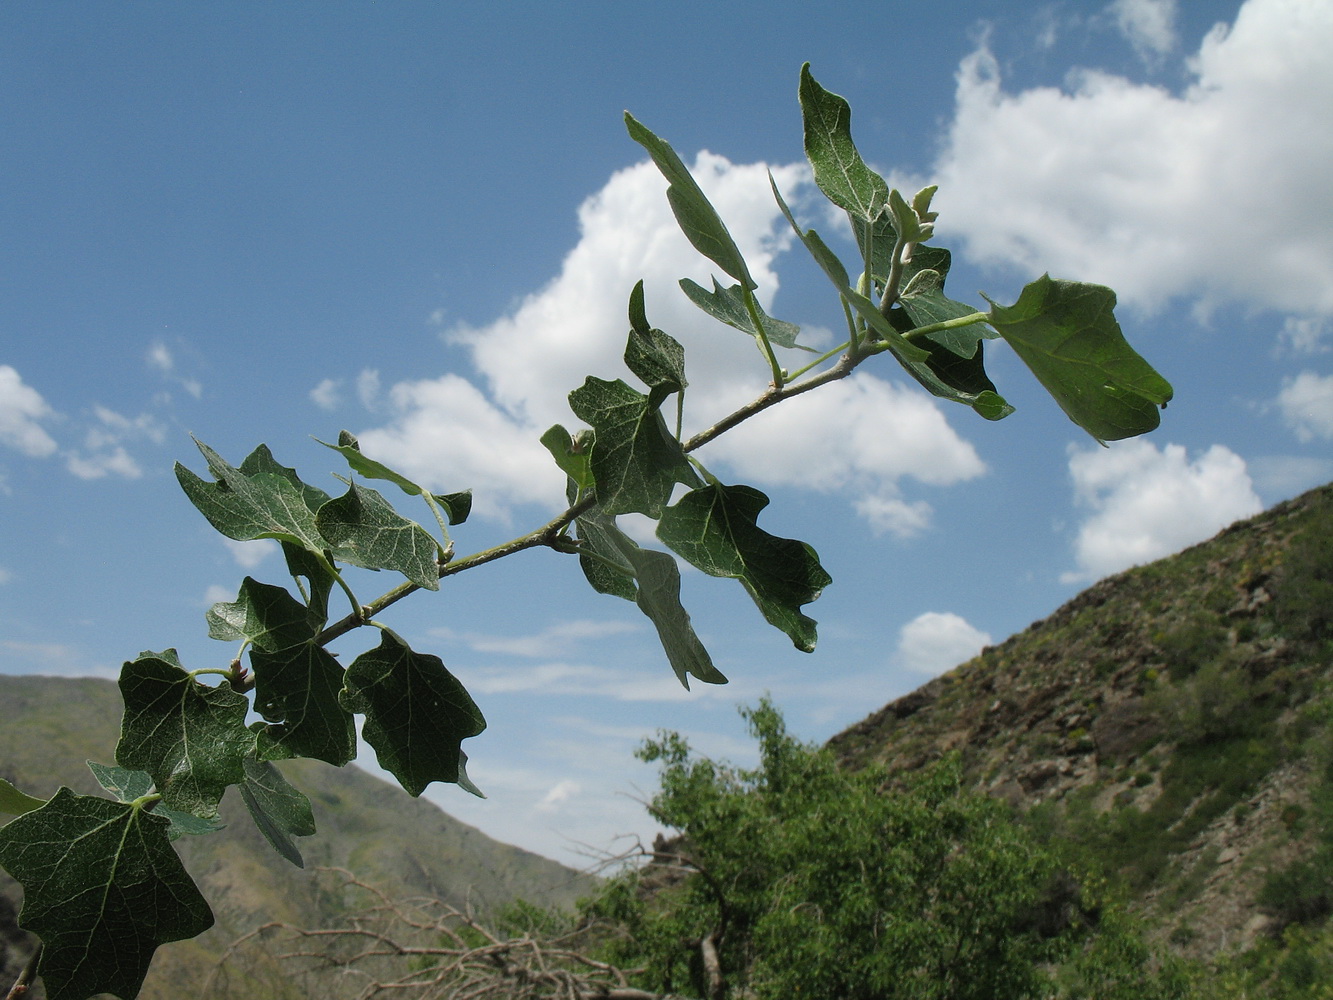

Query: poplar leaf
[541,424,595,491]
[85,762,224,839]
[175,439,327,553]
[679,278,805,350]
[315,480,442,589]
[251,641,356,765]
[625,113,755,289]
[625,280,688,399]
[206,576,323,651]
[316,432,426,496]
[238,756,315,868]
[573,506,639,602]
[0,778,45,817]
[658,482,832,652]
[624,544,728,689]
[568,376,700,517]
[985,275,1174,443]
[340,630,486,797]
[115,652,255,819]
[798,63,889,222]
[0,788,213,1000]
[239,443,332,514]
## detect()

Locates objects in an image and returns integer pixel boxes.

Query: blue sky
[3,0,1331,865]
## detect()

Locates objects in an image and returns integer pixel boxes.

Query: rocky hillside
[829,481,1333,959]
[0,675,597,1000]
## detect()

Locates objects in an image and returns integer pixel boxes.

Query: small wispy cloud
[439,619,641,658]
[146,340,203,399]
[0,365,59,458]
[310,378,343,410]
[1276,371,1333,442]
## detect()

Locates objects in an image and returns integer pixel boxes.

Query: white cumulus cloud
[0,365,59,458]
[1109,0,1178,63]
[1276,371,1333,441]
[934,0,1333,320]
[1063,439,1263,582]
[896,612,992,677]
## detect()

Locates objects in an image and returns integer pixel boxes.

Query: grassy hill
[829,480,1333,968]
[0,675,597,1000]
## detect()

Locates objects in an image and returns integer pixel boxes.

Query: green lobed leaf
[281,540,336,624]
[237,756,316,868]
[798,63,889,223]
[679,278,805,351]
[0,777,46,817]
[621,542,728,689]
[175,439,327,553]
[433,490,472,526]
[625,280,688,400]
[985,275,1174,443]
[115,652,255,819]
[573,506,639,602]
[315,480,442,589]
[572,514,724,687]
[251,641,356,765]
[206,576,323,651]
[340,630,487,797]
[541,424,596,492]
[884,269,1014,421]
[317,430,425,497]
[657,482,832,653]
[568,376,700,517]
[624,112,755,290]
[239,443,333,514]
[86,761,225,840]
[0,787,213,1000]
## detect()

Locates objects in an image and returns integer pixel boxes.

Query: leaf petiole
[899,310,990,342]
[785,340,851,382]
[742,285,785,387]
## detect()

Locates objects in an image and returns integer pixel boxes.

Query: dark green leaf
[622,543,728,689]
[0,778,45,817]
[0,788,213,1000]
[625,113,755,289]
[316,432,427,496]
[541,424,596,492]
[658,482,832,653]
[86,762,225,840]
[985,275,1174,443]
[799,63,889,222]
[625,281,688,399]
[315,481,442,589]
[176,439,327,552]
[239,443,332,514]
[340,630,486,797]
[281,541,335,624]
[573,506,639,602]
[206,576,323,651]
[568,376,700,517]
[433,490,472,525]
[116,652,255,819]
[251,641,356,765]
[238,756,316,868]
[679,278,805,351]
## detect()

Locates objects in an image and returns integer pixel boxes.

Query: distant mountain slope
[829,481,1333,959]
[0,675,597,999]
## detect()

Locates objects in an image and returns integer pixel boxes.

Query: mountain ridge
[828,479,1333,959]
